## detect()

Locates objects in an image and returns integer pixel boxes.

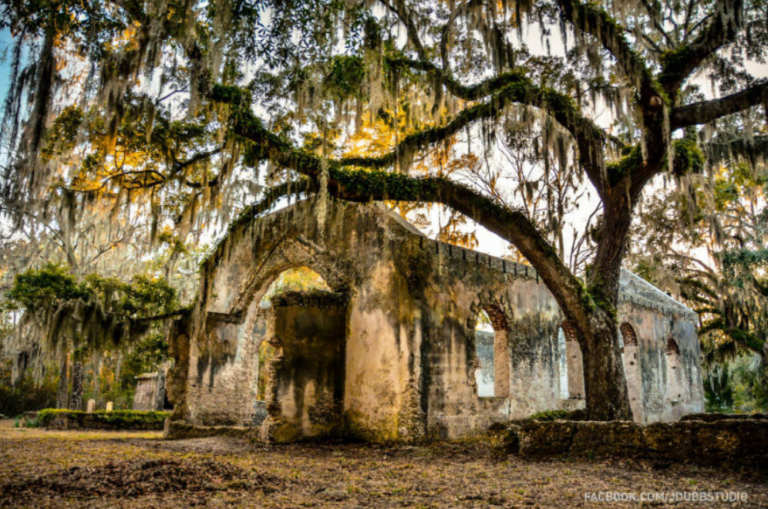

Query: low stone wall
[164,420,255,440]
[500,419,768,468]
[39,410,170,431]
[680,413,768,422]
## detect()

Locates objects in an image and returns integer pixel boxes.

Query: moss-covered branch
[670,80,768,129]
[210,85,594,331]
[557,0,657,104]
[723,327,766,358]
[658,0,744,97]
[353,60,613,195]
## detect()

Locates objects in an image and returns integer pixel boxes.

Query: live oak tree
[1,0,767,420]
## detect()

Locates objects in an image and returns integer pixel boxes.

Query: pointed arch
[666,336,682,405]
[619,322,643,422]
[472,301,511,398]
[560,320,584,400]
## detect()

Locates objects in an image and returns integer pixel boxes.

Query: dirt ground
[0,420,766,508]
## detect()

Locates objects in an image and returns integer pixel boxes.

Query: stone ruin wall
[132,375,159,411]
[166,198,705,442]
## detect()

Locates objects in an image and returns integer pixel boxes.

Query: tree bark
[580,311,633,420]
[56,355,69,409]
[69,360,83,411]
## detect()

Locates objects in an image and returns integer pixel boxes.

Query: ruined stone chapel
[165,198,705,442]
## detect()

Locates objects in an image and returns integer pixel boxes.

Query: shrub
[528,410,570,421]
[38,409,170,430]
[527,409,586,421]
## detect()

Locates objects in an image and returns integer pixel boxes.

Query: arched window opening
[259,267,330,308]
[666,337,680,355]
[619,323,643,421]
[557,327,569,399]
[666,337,682,402]
[620,323,638,347]
[561,320,584,400]
[474,310,495,397]
[473,304,510,398]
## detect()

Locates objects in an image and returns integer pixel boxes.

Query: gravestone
[106,401,113,412]
[86,399,96,413]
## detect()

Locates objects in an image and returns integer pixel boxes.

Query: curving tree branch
[670,80,768,129]
[210,85,593,333]
[384,58,615,196]
[556,0,657,104]
[658,0,745,97]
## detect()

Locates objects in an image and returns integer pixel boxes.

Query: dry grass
[0,419,765,508]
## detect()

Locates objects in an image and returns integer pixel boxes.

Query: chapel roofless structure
[165,198,704,442]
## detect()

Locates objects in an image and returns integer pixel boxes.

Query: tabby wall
[167,198,704,441]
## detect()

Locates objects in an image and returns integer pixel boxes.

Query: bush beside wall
[38,409,170,430]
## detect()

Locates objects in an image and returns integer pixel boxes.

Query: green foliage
[0,360,58,416]
[41,106,84,158]
[7,264,178,319]
[38,409,170,428]
[120,333,168,386]
[210,84,252,106]
[672,135,705,177]
[324,55,366,100]
[705,356,768,413]
[712,162,768,211]
[116,275,178,317]
[6,263,89,308]
[527,409,580,421]
[704,367,734,412]
[605,146,642,186]
[19,416,40,428]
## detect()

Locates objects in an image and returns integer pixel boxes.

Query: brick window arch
[473,302,510,398]
[620,323,638,346]
[559,320,584,400]
[619,322,643,421]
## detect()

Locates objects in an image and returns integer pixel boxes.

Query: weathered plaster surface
[167,199,705,441]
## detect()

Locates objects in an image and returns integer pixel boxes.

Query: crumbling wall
[616,271,704,423]
[176,199,417,440]
[261,291,346,442]
[132,374,159,411]
[167,198,704,442]
[405,244,563,439]
[500,419,768,468]
[185,295,267,426]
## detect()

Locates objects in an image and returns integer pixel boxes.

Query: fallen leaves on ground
[0,458,280,499]
[0,420,766,508]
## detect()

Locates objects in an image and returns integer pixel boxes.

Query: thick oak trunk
[572,176,636,421]
[580,312,633,421]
